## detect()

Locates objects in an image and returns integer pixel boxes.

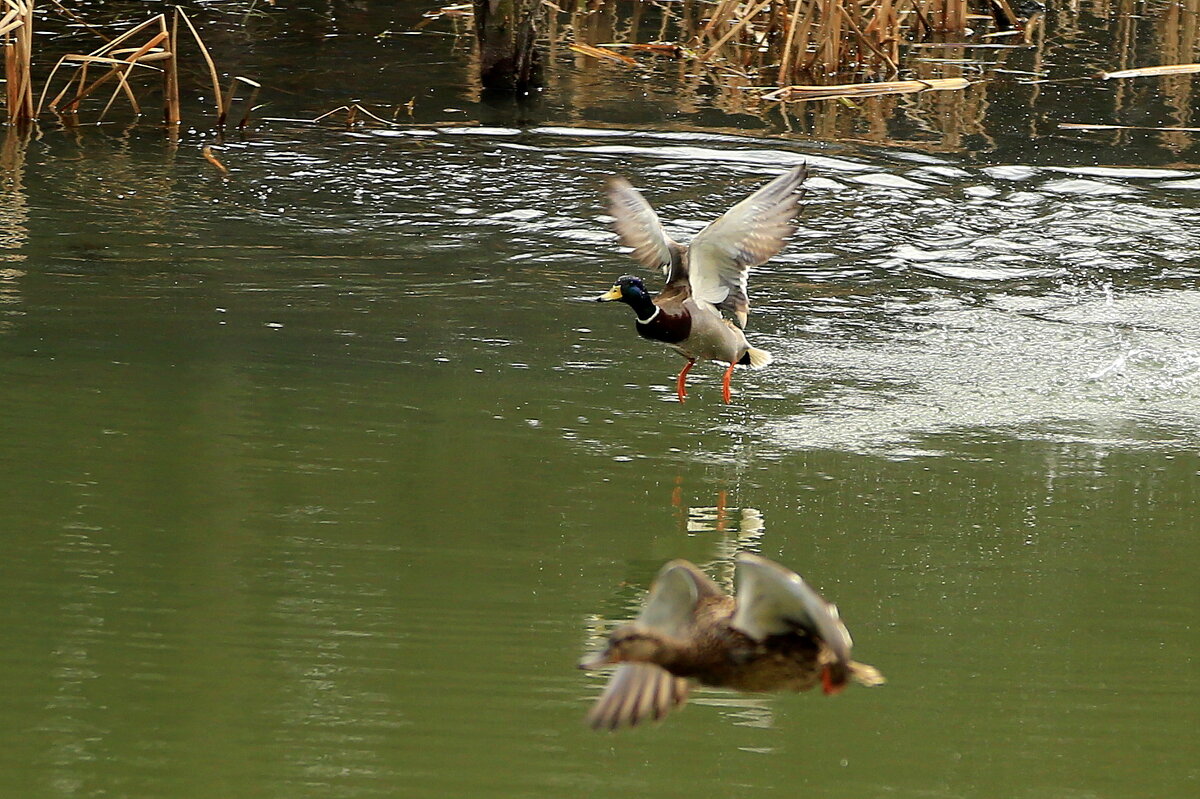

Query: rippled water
[1,4,1198,799]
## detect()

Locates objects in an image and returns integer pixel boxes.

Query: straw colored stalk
[38,14,170,116]
[175,8,224,126]
[1099,63,1200,79]
[202,144,229,175]
[762,76,969,101]
[697,0,912,80]
[164,10,179,126]
[1059,122,1200,132]
[3,0,34,124]
[568,42,639,65]
[920,0,968,33]
[699,0,774,61]
[221,76,261,129]
[238,79,262,128]
[311,103,399,127]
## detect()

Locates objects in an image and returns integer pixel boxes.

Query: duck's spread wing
[586,560,718,730]
[730,553,852,663]
[607,177,686,283]
[686,165,807,328]
[638,559,723,637]
[586,663,692,730]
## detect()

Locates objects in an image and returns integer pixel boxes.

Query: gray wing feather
[687,165,808,327]
[585,560,716,730]
[607,177,685,282]
[730,552,852,664]
[586,663,692,730]
[638,560,721,637]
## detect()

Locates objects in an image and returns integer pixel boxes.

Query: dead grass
[6,5,259,130]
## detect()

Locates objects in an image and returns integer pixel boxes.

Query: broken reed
[5,4,258,129]
[694,0,975,80]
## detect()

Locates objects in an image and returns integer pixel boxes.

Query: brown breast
[635,303,691,345]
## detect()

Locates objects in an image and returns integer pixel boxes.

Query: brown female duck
[596,166,808,403]
[579,552,884,730]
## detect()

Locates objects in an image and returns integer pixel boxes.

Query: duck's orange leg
[821,666,845,696]
[721,362,736,403]
[676,359,697,402]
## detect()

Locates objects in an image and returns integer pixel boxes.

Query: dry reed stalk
[236,77,261,128]
[936,0,956,32]
[699,0,774,62]
[3,0,34,124]
[863,0,901,65]
[202,144,228,175]
[598,43,683,56]
[762,76,969,100]
[695,0,742,44]
[777,0,806,83]
[164,10,179,126]
[1099,63,1200,79]
[39,14,165,114]
[310,103,399,127]
[15,1,33,120]
[175,8,223,126]
[95,29,169,119]
[840,6,899,74]
[57,53,158,116]
[550,0,1023,87]
[929,0,968,32]
[789,0,819,75]
[0,8,21,33]
[1060,122,1200,132]
[568,42,638,65]
[987,0,1020,31]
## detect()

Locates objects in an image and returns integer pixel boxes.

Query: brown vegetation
[4,4,258,130]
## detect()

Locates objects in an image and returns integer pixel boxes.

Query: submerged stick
[202,144,229,175]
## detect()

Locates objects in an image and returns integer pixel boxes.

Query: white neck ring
[637,308,661,325]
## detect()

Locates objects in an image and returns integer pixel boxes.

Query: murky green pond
[1,4,1197,798]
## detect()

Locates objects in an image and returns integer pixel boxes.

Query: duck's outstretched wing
[730,552,852,663]
[586,663,692,730]
[686,165,808,328]
[638,559,723,636]
[607,177,687,284]
[583,560,720,730]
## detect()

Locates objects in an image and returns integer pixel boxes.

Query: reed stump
[474,0,543,92]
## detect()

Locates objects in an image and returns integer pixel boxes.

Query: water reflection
[581,496,799,730]
[0,9,1196,795]
[0,129,28,333]
[423,0,1200,155]
[42,528,114,797]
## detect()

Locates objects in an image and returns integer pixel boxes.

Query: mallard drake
[596,165,808,403]
[579,552,883,730]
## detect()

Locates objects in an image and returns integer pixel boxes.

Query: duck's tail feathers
[740,347,773,369]
[849,661,886,687]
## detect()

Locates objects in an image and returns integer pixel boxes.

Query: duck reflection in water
[595,166,808,403]
[579,553,884,730]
